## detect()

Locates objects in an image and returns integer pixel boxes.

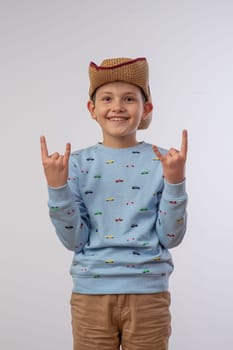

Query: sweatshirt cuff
[48,184,74,206]
[163,179,187,199]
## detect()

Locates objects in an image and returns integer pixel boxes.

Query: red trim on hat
[89,57,147,71]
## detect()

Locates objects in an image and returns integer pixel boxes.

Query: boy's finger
[64,143,71,163]
[180,129,188,157]
[40,136,49,161]
[152,145,162,159]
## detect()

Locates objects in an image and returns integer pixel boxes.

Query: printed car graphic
[105,259,115,264]
[94,211,103,215]
[115,179,124,183]
[132,186,140,189]
[86,157,95,161]
[80,267,88,272]
[85,191,93,194]
[105,160,115,164]
[153,256,161,261]
[93,175,101,178]
[141,170,149,175]
[115,218,123,222]
[104,235,115,239]
[140,208,148,212]
[132,250,140,256]
[159,210,167,215]
[67,209,75,216]
[106,197,115,202]
[51,206,59,211]
[68,176,77,181]
[177,217,184,223]
[167,233,176,237]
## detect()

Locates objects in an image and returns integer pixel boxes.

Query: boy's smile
[87,81,153,148]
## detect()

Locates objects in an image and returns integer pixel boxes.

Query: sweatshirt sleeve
[47,156,90,252]
[156,179,188,249]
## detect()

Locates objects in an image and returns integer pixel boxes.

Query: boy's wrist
[48,183,73,205]
[163,179,187,199]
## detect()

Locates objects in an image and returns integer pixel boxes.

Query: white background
[1,0,233,349]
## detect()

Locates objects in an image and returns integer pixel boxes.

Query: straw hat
[88,57,152,129]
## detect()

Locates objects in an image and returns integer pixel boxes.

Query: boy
[40,57,188,350]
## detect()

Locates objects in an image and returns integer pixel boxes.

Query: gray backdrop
[1,0,232,349]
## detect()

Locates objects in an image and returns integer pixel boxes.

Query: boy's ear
[87,100,97,120]
[142,102,153,120]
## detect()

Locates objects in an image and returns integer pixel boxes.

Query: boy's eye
[102,96,112,102]
[125,96,135,102]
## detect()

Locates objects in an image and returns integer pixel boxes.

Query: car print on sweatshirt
[131,186,140,190]
[105,259,115,264]
[106,197,115,202]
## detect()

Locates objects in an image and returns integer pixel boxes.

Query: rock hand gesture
[40,136,71,187]
[152,130,188,184]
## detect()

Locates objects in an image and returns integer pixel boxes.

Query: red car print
[115,218,123,222]
[115,179,124,183]
[159,210,166,215]
[68,176,77,181]
[167,233,175,237]
[67,209,75,216]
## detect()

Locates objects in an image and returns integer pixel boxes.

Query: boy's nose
[112,100,125,112]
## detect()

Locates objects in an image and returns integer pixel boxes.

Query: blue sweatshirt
[48,142,188,294]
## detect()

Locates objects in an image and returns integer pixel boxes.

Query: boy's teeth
[109,117,126,121]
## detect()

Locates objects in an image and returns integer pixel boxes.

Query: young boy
[40,57,188,350]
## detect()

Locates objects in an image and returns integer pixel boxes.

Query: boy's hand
[40,136,71,187]
[152,130,188,184]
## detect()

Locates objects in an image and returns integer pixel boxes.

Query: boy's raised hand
[152,130,188,184]
[40,136,71,187]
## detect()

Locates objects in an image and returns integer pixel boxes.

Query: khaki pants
[70,292,171,350]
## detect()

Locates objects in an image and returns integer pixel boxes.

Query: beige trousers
[70,292,171,350]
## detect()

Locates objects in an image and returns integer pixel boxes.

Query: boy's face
[87,81,153,147]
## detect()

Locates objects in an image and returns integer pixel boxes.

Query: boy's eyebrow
[98,91,138,95]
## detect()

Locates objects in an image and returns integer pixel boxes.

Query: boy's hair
[88,57,152,129]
